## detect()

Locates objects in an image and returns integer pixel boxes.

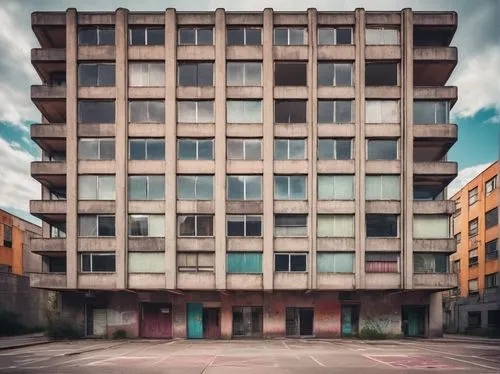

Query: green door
[187,303,203,339]
[408,309,424,337]
[342,306,352,336]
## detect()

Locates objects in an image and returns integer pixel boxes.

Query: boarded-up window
[128,252,165,273]
[413,215,449,239]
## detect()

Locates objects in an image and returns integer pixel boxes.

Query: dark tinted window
[275,100,307,123]
[367,140,398,160]
[366,214,398,237]
[275,62,307,86]
[366,63,398,86]
[78,101,115,124]
[486,208,498,229]
[98,216,115,236]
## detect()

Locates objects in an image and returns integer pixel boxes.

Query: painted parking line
[309,355,327,367]
[364,354,459,369]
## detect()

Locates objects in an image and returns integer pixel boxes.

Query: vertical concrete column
[402,9,414,289]
[215,8,227,290]
[115,8,128,289]
[262,8,274,291]
[429,292,443,337]
[354,9,366,288]
[307,8,318,289]
[65,9,77,289]
[165,8,177,289]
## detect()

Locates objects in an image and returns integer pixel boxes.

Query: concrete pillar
[429,292,443,337]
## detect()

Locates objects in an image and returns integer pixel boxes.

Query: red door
[203,308,220,339]
[141,303,172,338]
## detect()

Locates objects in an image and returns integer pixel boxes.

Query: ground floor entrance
[341,305,359,337]
[285,307,314,336]
[232,306,263,337]
[140,303,172,338]
[85,306,107,337]
[402,305,427,337]
[187,303,221,339]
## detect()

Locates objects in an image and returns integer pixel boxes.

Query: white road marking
[444,356,500,371]
[282,341,291,350]
[309,355,327,367]
[363,354,396,368]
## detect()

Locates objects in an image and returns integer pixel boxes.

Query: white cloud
[447,162,493,198]
[486,113,500,124]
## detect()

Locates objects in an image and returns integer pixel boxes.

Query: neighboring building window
[485,273,498,289]
[486,239,498,261]
[129,26,164,45]
[453,260,460,273]
[365,62,399,86]
[78,101,115,124]
[227,27,261,45]
[485,176,497,195]
[177,175,213,200]
[48,257,66,273]
[318,27,352,45]
[275,100,307,123]
[367,139,398,160]
[80,253,115,273]
[365,100,399,123]
[178,62,213,87]
[227,175,262,200]
[178,27,213,45]
[51,225,66,238]
[318,138,352,160]
[178,138,214,160]
[3,225,12,248]
[317,215,354,237]
[178,252,214,272]
[488,310,500,328]
[413,253,447,273]
[78,63,115,87]
[227,100,262,123]
[275,253,307,272]
[129,100,165,123]
[317,252,354,273]
[128,215,165,237]
[78,215,115,237]
[469,248,478,267]
[274,214,307,237]
[274,139,306,160]
[227,215,262,237]
[128,252,165,273]
[469,218,478,237]
[129,139,165,160]
[365,27,399,45]
[468,187,478,205]
[317,175,354,200]
[366,214,398,237]
[78,139,115,160]
[413,215,450,239]
[365,253,400,273]
[317,63,352,86]
[413,101,449,124]
[128,176,165,200]
[177,215,213,237]
[467,311,481,327]
[317,100,353,124]
[274,175,307,200]
[227,253,262,273]
[485,207,498,229]
[274,27,306,45]
[468,279,479,295]
[78,175,115,200]
[366,175,400,200]
[227,62,262,86]
[455,233,461,244]
[227,138,262,160]
[78,26,114,45]
[129,62,165,87]
[177,101,214,123]
[274,62,307,86]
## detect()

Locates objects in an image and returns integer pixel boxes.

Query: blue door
[187,303,203,339]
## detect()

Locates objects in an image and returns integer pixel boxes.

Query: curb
[0,340,52,351]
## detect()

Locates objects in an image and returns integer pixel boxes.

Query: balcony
[32,12,66,48]
[31,161,66,189]
[31,124,66,153]
[414,47,457,86]
[31,48,65,83]
[414,161,457,192]
[31,85,66,123]
[31,238,65,255]
[414,86,457,105]
[413,273,457,290]
[30,272,67,289]
[413,239,455,253]
[414,124,457,162]
[30,200,66,224]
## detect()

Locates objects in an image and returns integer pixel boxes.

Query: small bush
[358,327,388,340]
[0,310,27,336]
[46,318,82,339]
[112,329,127,339]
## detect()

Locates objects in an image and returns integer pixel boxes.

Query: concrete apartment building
[446,162,499,333]
[29,8,458,339]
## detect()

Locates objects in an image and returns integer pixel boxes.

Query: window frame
[485,176,497,195]
[485,207,498,230]
[366,214,399,238]
[226,138,262,160]
[273,27,306,45]
[226,100,263,123]
[80,253,116,273]
[274,214,307,237]
[177,215,214,237]
[78,26,115,46]
[128,138,165,160]
[274,253,307,272]
[78,63,115,87]
[227,175,262,201]
[177,27,214,45]
[3,225,12,248]
[176,175,214,200]
[468,218,478,237]
[128,175,165,201]
[226,252,263,274]
[128,26,165,46]
[274,138,306,160]
[128,62,165,87]
[78,138,115,160]
[317,138,353,160]
[365,253,400,273]
[177,62,214,87]
[226,215,262,237]
[317,62,353,86]
[177,252,215,272]
[317,100,354,124]
[78,215,115,237]
[468,187,479,206]
[317,214,355,238]
[317,27,353,45]
[468,279,479,294]
[177,138,214,160]
[316,252,354,273]
[468,248,479,267]
[226,62,262,86]
[128,214,165,237]
[413,101,450,124]
[365,100,400,124]
[485,273,498,289]
[366,139,399,161]
[365,175,400,200]
[77,100,115,124]
[78,175,115,200]
[274,175,307,200]
[486,239,498,261]
[317,175,355,200]
[365,27,400,45]
[226,27,262,45]
[177,100,215,123]
[128,100,165,124]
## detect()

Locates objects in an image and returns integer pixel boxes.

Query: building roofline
[450,160,499,199]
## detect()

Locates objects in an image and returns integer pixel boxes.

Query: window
[227,138,261,160]
[227,253,262,273]
[78,27,114,45]
[414,101,449,124]
[485,273,498,289]
[467,310,481,326]
[469,248,478,267]
[78,139,115,160]
[129,101,165,123]
[317,253,354,273]
[318,175,354,200]
[227,175,262,200]
[177,215,213,237]
[367,139,398,160]
[51,225,66,238]
[414,253,447,273]
[80,253,115,273]
[318,100,353,124]
[128,176,165,200]
[128,215,165,237]
[453,260,460,273]
[178,27,213,45]
[227,62,262,86]
[485,208,498,229]
[365,28,399,45]
[275,139,306,160]
[178,252,214,272]
[227,215,262,237]
[3,225,12,247]
[365,100,399,123]
[178,138,213,160]
[274,175,307,200]
[177,175,213,200]
[178,62,213,86]
[78,175,115,200]
[78,63,115,87]
[227,101,262,123]
[275,253,307,272]
[317,138,352,160]
[486,239,498,260]
[365,62,398,86]
[274,28,306,45]
[177,101,214,123]
[48,257,66,273]
[129,139,164,160]
[129,27,164,45]
[275,100,307,123]
[317,63,352,86]
[128,252,165,273]
[366,214,398,237]
[366,175,400,200]
[469,218,478,237]
[485,176,497,195]
[129,63,165,87]
[455,233,461,244]
[274,214,307,237]
[78,101,115,124]
[227,27,261,45]
[274,62,307,86]
[78,215,115,237]
[468,280,479,295]
[366,253,400,273]
[318,27,352,45]
[317,215,354,237]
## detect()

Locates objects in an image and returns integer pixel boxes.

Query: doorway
[341,305,359,337]
[203,308,220,339]
[187,303,221,339]
[285,307,314,337]
[85,306,107,337]
[402,305,427,337]
[232,306,263,337]
[140,303,172,338]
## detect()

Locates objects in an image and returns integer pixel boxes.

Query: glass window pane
[99,139,115,160]
[99,28,115,45]
[98,216,115,236]
[335,64,351,86]
[128,252,165,273]
[289,176,306,199]
[129,63,147,86]
[336,28,352,44]
[275,254,290,271]
[79,216,96,236]
[78,176,97,200]
[98,64,115,86]
[79,27,97,45]
[179,28,195,44]
[245,139,261,160]
[78,101,115,124]
[245,101,262,123]
[148,176,165,200]
[197,101,214,123]
[227,216,245,236]
[318,63,334,86]
[197,28,213,45]
[177,176,195,199]
[130,140,146,160]
[246,29,261,45]
[197,216,213,236]
[274,176,289,200]
[198,139,213,160]
[336,139,351,160]
[227,62,244,86]
[178,215,196,236]
[146,139,164,160]
[366,214,398,237]
[289,139,305,160]
[78,139,98,160]
[228,176,244,200]
[367,140,398,160]
[130,28,145,45]
[336,101,352,123]
[227,139,243,160]
[147,28,164,45]
[227,101,245,123]
[129,101,147,123]
[178,139,197,160]
[177,101,196,123]
[318,139,334,160]
[197,63,213,86]
[414,215,449,239]
[129,176,147,200]
[290,254,306,271]
[81,254,91,271]
[245,63,262,86]
[98,176,115,200]
[274,28,288,45]
[92,254,115,272]
[148,101,165,123]
[318,28,335,45]
[227,28,244,45]
[196,176,213,200]
[318,101,333,123]
[149,215,165,237]
[245,176,262,200]
[78,64,98,86]
[435,102,448,123]
[148,63,165,86]
[246,216,262,236]
[178,64,197,86]
[274,139,288,160]
[289,28,304,45]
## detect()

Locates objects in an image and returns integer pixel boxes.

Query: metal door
[93,309,107,336]
[342,306,352,336]
[187,303,203,339]
[141,303,172,338]
[203,308,220,339]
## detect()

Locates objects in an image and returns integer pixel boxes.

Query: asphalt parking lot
[0,338,499,373]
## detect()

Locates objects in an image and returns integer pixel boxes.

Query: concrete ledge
[128,160,165,175]
[128,237,165,251]
[177,160,215,174]
[78,200,115,214]
[274,86,308,99]
[78,273,117,289]
[128,273,166,289]
[317,124,356,137]
[226,124,262,137]
[177,272,215,290]
[317,160,355,174]
[274,237,308,251]
[273,46,308,60]
[227,160,263,174]
[30,273,67,289]
[226,274,263,290]
[78,237,116,251]
[177,200,215,214]
[128,200,165,214]
[227,237,263,252]
[317,238,355,251]
[177,237,214,251]
[317,273,355,290]
[365,46,401,60]
[177,45,215,60]
[226,201,263,214]
[366,238,401,251]
[413,238,455,252]
[413,273,457,289]
[226,45,263,60]
[365,201,401,214]
[317,200,355,214]
[128,45,165,60]
[274,200,308,214]
[226,86,263,99]
[78,45,115,60]
[274,160,308,174]
[317,86,355,99]
[129,87,165,99]
[177,86,215,99]
[365,273,401,289]
[78,160,115,174]
[317,45,355,60]
[365,160,400,174]
[274,124,307,137]
[274,272,308,290]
